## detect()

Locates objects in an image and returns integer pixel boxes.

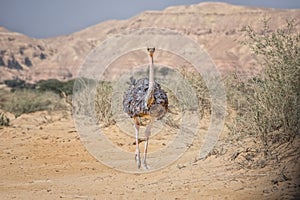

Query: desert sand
[0,109,299,200]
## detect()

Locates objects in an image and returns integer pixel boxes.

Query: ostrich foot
[142,159,149,170]
[135,152,141,169]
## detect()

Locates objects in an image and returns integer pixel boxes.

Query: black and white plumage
[122,47,168,169]
[123,77,168,119]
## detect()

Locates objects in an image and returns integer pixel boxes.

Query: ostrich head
[147,47,155,57]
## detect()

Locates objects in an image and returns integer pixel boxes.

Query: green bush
[36,79,75,95]
[1,78,76,117]
[4,78,75,95]
[0,89,66,117]
[4,78,35,90]
[228,19,300,147]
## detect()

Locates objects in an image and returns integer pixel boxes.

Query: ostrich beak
[147,47,155,57]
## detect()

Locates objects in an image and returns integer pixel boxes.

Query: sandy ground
[0,110,299,200]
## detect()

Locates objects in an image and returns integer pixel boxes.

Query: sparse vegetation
[159,67,170,78]
[92,68,211,129]
[94,81,114,126]
[36,79,75,95]
[3,78,75,95]
[0,111,10,126]
[0,78,75,117]
[179,68,211,118]
[0,89,66,118]
[4,78,35,90]
[226,19,299,158]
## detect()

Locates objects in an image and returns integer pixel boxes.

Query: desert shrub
[4,78,35,90]
[0,89,66,117]
[1,78,75,117]
[94,81,114,126]
[4,78,75,95]
[179,68,211,118]
[227,19,299,148]
[159,67,171,78]
[36,79,75,95]
[62,79,75,95]
[0,112,10,126]
[4,78,26,88]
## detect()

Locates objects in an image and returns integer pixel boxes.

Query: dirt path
[0,111,299,199]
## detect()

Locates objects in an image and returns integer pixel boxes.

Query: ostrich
[123,48,168,169]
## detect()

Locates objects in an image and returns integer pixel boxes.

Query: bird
[123,47,168,169]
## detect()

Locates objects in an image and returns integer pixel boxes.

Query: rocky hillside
[0,2,299,82]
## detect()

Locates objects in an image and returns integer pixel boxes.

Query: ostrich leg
[143,120,153,169]
[134,118,141,168]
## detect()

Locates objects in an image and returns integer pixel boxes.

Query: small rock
[231,151,240,160]
[271,179,278,185]
[41,135,49,140]
[263,189,269,194]
[177,164,186,169]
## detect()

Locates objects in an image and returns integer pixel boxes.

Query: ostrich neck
[145,55,154,107]
[148,56,154,90]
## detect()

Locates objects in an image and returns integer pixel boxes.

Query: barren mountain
[0,2,299,82]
